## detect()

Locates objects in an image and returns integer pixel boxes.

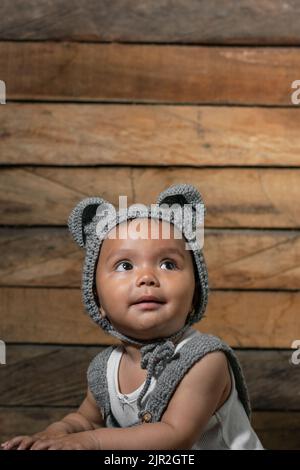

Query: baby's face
[95,218,196,341]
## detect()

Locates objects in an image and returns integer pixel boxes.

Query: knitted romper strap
[143,333,251,423]
[87,333,251,427]
[87,346,115,425]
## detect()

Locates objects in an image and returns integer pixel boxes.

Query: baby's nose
[136,271,159,287]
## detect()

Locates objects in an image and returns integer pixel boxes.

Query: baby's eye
[161,260,177,270]
[115,261,133,272]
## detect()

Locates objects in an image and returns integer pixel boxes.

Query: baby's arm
[93,351,230,450]
[26,351,230,450]
[1,387,104,450]
[57,386,105,433]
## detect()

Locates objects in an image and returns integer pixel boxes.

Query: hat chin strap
[96,300,195,421]
[106,320,191,347]
[103,318,192,421]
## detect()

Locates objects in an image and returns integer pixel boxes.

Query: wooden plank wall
[0,1,300,450]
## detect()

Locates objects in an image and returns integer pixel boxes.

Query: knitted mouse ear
[156,183,206,217]
[68,197,111,249]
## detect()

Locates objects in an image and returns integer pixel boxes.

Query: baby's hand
[1,422,71,450]
[28,431,100,450]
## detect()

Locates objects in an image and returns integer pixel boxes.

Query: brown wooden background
[0,0,300,450]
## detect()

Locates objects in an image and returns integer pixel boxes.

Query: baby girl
[1,183,264,450]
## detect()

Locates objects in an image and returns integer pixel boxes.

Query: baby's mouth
[132,300,165,310]
[130,296,166,310]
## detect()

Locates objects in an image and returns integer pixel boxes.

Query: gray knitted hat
[68,183,209,340]
[68,183,210,414]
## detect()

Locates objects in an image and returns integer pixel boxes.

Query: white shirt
[106,328,264,450]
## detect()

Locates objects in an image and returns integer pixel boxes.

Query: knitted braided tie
[137,340,177,417]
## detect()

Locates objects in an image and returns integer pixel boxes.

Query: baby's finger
[1,436,28,450]
[30,439,54,450]
[17,437,35,450]
[30,440,47,451]
[48,443,63,450]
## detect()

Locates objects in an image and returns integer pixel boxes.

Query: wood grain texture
[1,227,300,289]
[1,288,299,347]
[1,0,299,450]
[0,407,76,444]
[0,407,299,449]
[1,104,300,166]
[0,346,299,410]
[253,411,300,449]
[1,0,300,45]
[1,168,300,227]
[0,42,299,104]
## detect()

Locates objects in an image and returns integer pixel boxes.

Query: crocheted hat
[68,183,209,346]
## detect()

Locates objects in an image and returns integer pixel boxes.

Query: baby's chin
[106,308,183,341]
[116,322,180,343]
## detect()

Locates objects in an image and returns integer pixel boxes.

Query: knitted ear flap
[68,197,110,249]
[156,183,206,217]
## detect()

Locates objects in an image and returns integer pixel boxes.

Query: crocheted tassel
[67,197,108,249]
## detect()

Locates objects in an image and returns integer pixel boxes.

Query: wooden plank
[206,229,300,289]
[0,42,299,104]
[1,288,299,347]
[0,407,298,449]
[0,286,117,345]
[0,346,299,411]
[1,1,300,45]
[0,228,83,287]
[1,104,300,166]
[1,227,300,289]
[238,350,300,411]
[0,345,98,406]
[0,168,132,225]
[252,412,300,450]
[1,168,300,227]
[0,407,77,444]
